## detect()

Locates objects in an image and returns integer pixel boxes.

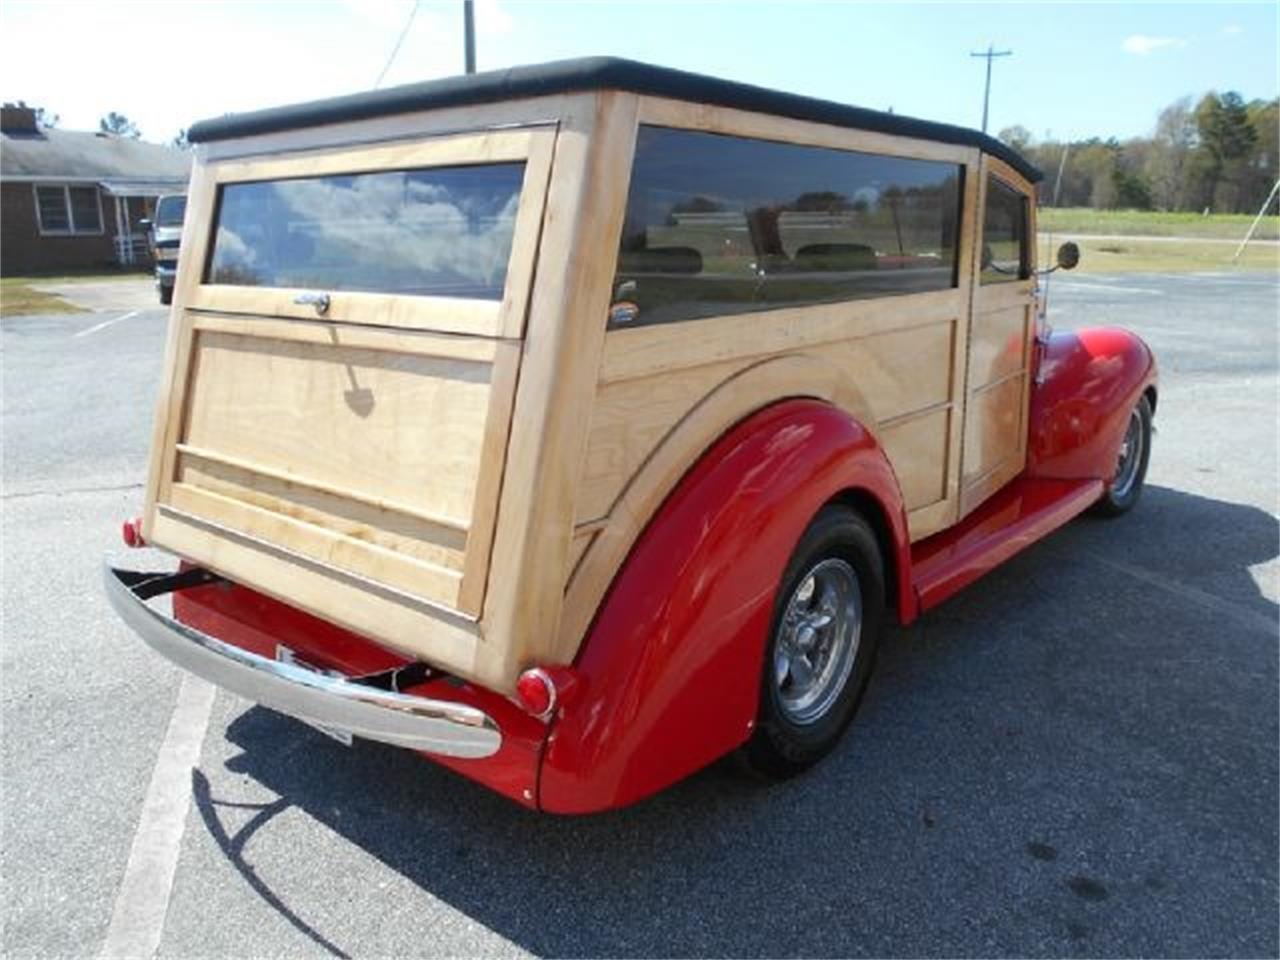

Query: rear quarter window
[611,126,963,328]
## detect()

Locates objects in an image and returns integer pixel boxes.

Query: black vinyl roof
[188,57,1042,182]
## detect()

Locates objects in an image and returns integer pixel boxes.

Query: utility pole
[463,0,476,74]
[970,44,1012,133]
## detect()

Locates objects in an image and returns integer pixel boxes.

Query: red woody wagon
[106,58,1157,813]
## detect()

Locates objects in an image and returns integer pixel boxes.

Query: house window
[34,184,104,235]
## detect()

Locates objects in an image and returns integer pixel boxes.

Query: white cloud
[1121,34,1188,55]
[1222,23,1243,36]
[476,0,515,36]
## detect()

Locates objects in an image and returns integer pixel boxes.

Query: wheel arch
[540,395,910,813]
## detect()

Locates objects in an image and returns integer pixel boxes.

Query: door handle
[293,292,330,316]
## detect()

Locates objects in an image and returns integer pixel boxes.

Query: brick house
[1,105,190,274]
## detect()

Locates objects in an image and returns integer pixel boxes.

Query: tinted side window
[610,126,963,328]
[980,176,1029,284]
[205,162,525,300]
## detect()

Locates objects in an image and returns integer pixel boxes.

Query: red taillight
[515,668,555,719]
[121,517,145,548]
[514,666,579,720]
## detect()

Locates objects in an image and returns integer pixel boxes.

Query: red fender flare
[1028,326,1158,481]
[539,399,910,814]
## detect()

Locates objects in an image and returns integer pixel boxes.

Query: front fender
[539,400,909,814]
[1028,326,1157,481]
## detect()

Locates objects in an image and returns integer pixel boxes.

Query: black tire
[159,284,173,305]
[741,504,885,779]
[1092,394,1152,517]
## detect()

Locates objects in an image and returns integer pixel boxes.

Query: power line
[374,0,421,89]
[970,44,1012,134]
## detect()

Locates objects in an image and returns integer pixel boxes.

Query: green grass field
[0,270,144,317]
[1039,207,1280,242]
[1038,235,1279,273]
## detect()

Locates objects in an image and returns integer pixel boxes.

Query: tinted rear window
[205,162,524,299]
[612,126,963,328]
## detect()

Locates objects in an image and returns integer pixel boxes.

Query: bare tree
[1144,97,1195,210]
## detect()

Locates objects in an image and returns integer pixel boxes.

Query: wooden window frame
[33,183,105,236]
[186,128,556,339]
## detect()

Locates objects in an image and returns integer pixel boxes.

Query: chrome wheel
[1112,406,1144,500]
[773,558,862,725]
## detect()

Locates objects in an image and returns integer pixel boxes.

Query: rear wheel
[1092,394,1152,517]
[742,505,884,779]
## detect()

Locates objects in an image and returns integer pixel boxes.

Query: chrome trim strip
[103,563,500,758]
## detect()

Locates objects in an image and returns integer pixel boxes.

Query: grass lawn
[0,270,146,317]
[1037,234,1279,273]
[1039,207,1280,242]
[0,278,85,317]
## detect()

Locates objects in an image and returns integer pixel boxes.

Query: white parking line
[73,310,139,339]
[99,674,215,960]
[1052,280,1164,296]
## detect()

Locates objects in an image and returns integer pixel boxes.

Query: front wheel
[1092,394,1152,517]
[741,505,884,779]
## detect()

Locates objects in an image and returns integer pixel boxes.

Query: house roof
[0,126,190,182]
[187,56,1042,182]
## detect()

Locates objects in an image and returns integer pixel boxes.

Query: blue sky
[1,1,1275,145]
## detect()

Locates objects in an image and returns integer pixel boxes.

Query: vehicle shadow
[207,484,1277,958]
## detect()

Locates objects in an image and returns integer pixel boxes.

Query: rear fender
[1028,326,1157,481]
[539,399,909,814]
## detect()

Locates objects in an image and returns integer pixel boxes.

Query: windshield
[155,195,186,228]
[204,162,525,300]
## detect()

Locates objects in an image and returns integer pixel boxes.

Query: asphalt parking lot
[3,271,1277,958]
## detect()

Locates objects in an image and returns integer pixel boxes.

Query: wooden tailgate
[141,128,555,671]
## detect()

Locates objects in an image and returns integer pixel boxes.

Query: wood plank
[599,290,964,383]
[479,91,641,680]
[144,158,218,529]
[189,312,503,362]
[638,95,973,165]
[174,442,469,534]
[176,453,466,570]
[166,484,464,609]
[187,285,503,338]
[968,303,1031,391]
[880,405,950,511]
[199,94,579,163]
[456,340,521,615]
[212,129,536,183]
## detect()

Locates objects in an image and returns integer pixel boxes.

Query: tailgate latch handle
[294,291,331,316]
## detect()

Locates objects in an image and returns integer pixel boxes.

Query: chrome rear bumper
[103,563,500,758]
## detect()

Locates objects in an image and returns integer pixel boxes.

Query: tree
[997,124,1033,152]
[1194,91,1257,211]
[1144,96,1196,210]
[98,111,140,139]
[171,128,190,150]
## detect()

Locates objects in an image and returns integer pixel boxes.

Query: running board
[911,477,1104,613]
